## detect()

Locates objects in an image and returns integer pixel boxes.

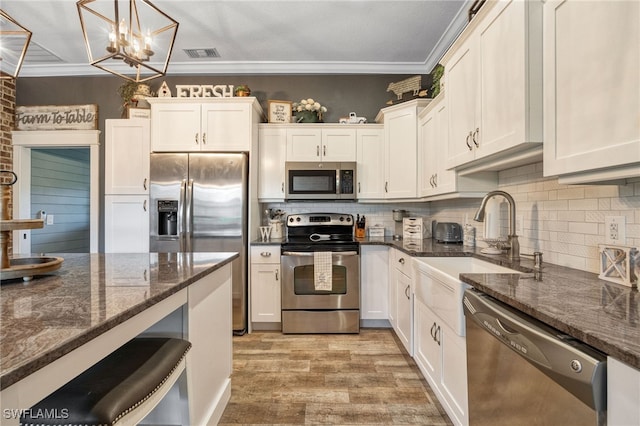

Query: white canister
[269,219,283,239]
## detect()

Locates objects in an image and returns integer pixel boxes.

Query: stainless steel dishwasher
[463,288,607,426]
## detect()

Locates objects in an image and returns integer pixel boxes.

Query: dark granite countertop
[0,252,238,389]
[253,237,640,369]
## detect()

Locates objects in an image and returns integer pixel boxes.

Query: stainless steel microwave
[285,162,356,201]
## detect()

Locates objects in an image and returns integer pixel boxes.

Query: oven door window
[289,170,337,195]
[293,264,347,295]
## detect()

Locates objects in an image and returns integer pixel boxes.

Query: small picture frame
[127,107,151,119]
[268,100,292,123]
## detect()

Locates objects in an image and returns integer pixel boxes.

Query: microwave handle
[336,169,341,195]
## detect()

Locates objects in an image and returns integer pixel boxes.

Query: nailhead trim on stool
[20,337,191,426]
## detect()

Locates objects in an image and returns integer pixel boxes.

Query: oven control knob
[346,216,351,222]
[289,217,294,223]
[296,217,301,222]
[339,216,345,222]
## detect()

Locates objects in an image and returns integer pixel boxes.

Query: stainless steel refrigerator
[150,152,248,334]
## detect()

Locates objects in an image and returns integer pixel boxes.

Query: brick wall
[1,79,15,252]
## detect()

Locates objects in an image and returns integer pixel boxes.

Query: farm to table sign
[15,105,98,130]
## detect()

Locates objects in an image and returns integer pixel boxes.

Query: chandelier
[77,0,178,82]
[0,9,32,79]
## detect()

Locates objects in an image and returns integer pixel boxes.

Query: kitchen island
[0,252,237,426]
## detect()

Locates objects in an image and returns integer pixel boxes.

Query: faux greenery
[430,64,444,98]
[117,81,141,105]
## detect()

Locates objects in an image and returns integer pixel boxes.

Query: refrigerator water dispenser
[157,200,178,236]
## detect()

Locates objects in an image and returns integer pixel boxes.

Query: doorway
[12,130,100,254]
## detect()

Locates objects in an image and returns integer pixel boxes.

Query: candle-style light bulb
[118,18,127,42]
[107,24,117,53]
[144,29,152,50]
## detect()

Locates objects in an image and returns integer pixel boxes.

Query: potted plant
[430,64,444,98]
[117,81,152,116]
[234,84,251,97]
[292,98,328,123]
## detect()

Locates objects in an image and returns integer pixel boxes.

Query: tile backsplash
[265,162,640,274]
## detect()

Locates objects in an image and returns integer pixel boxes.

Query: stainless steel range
[281,213,360,334]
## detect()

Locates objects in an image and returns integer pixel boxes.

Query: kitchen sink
[413,257,520,336]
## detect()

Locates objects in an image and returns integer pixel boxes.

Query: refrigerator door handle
[186,179,194,251]
[178,179,187,250]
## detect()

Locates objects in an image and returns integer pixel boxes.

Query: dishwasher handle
[463,288,607,413]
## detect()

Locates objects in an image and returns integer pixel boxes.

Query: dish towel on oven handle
[314,251,333,291]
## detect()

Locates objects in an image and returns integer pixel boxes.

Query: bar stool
[21,337,191,426]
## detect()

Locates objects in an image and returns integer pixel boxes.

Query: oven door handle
[282,251,359,256]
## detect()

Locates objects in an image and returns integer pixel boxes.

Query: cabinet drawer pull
[143,199,147,212]
[317,145,320,157]
[466,132,472,150]
[275,269,279,281]
[436,325,441,346]
[202,132,207,144]
[385,182,388,193]
[260,252,272,257]
[358,182,361,193]
[323,145,326,156]
[472,128,479,147]
[430,322,436,339]
[195,133,199,144]
[433,173,437,187]
[143,178,147,191]
[405,284,410,299]
[281,182,285,193]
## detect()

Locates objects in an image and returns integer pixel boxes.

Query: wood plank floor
[219,329,453,425]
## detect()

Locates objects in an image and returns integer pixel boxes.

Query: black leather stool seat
[21,337,191,426]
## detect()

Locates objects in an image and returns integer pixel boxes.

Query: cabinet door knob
[472,128,479,147]
[261,252,272,257]
[398,257,405,264]
[466,132,473,150]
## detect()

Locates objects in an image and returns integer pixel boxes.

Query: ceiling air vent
[183,48,221,59]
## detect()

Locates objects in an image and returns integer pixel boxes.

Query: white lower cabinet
[250,245,281,325]
[360,245,389,322]
[104,195,149,253]
[389,248,413,355]
[413,260,468,426]
[608,357,640,426]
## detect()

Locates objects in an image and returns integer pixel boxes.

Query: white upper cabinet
[443,0,543,172]
[148,98,262,152]
[258,125,287,201]
[418,95,496,200]
[377,99,431,200]
[104,119,149,195]
[286,126,357,162]
[543,0,640,184]
[356,126,385,199]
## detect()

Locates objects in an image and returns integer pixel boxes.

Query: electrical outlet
[46,214,54,225]
[605,216,626,244]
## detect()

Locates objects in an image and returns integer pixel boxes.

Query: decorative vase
[295,111,320,123]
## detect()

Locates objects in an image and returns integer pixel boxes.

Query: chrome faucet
[474,190,520,261]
